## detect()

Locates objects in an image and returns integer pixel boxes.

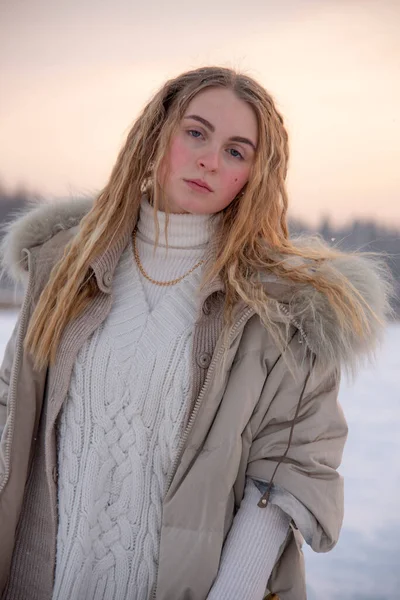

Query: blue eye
[188,129,203,138]
[229,148,244,160]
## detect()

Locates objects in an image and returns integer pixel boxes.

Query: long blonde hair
[25,66,385,370]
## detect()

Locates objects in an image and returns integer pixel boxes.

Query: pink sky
[1,0,399,226]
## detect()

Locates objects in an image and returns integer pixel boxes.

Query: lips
[184,179,213,192]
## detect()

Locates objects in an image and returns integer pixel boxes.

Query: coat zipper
[151,302,307,598]
[151,306,254,600]
[279,303,309,347]
[0,253,34,495]
[165,305,255,494]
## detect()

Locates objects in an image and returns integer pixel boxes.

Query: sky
[1,0,399,226]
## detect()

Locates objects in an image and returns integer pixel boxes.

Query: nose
[197,148,219,172]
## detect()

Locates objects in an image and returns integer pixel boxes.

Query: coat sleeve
[0,317,20,439]
[246,356,348,553]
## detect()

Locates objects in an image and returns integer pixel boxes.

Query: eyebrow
[184,114,257,151]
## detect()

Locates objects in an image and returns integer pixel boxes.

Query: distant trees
[290,214,400,316]
[0,182,32,223]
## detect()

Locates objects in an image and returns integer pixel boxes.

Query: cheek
[166,136,190,174]
[158,136,188,187]
[222,169,249,197]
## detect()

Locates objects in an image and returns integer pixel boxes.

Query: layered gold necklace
[132,228,204,287]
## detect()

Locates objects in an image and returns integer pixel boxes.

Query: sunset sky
[1,0,399,226]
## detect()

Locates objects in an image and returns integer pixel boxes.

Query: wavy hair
[25,66,387,369]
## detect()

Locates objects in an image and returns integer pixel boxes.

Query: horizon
[1,0,399,228]
[2,184,400,232]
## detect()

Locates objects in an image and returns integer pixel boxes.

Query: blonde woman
[0,67,392,600]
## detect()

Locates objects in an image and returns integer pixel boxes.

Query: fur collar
[0,198,393,375]
[0,198,92,283]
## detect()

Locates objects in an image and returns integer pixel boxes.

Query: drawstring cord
[257,355,316,508]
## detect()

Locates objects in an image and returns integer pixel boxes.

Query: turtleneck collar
[137,195,218,249]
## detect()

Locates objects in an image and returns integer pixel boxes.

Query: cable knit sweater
[53,197,289,600]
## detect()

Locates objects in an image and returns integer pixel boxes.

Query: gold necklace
[132,229,205,287]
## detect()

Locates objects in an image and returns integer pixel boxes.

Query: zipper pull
[257,488,271,508]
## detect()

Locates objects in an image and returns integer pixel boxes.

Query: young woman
[0,66,392,600]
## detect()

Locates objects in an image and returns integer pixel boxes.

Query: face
[157,87,258,215]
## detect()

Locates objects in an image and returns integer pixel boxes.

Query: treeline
[0,188,399,315]
[0,184,32,222]
[290,216,400,316]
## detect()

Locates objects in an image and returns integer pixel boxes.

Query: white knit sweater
[53,197,289,600]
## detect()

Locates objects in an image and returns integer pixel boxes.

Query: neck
[137,194,217,249]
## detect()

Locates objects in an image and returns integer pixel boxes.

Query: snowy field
[0,311,399,599]
[304,322,400,600]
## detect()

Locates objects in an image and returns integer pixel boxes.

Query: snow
[304,323,400,600]
[0,311,399,598]
[0,310,19,358]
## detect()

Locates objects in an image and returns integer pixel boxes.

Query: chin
[167,196,198,215]
[167,199,191,214]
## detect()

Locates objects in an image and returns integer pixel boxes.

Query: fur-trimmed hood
[0,198,394,375]
[0,198,92,284]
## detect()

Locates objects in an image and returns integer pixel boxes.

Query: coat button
[52,466,58,485]
[102,271,112,288]
[197,352,211,369]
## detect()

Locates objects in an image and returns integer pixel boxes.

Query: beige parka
[0,199,392,600]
